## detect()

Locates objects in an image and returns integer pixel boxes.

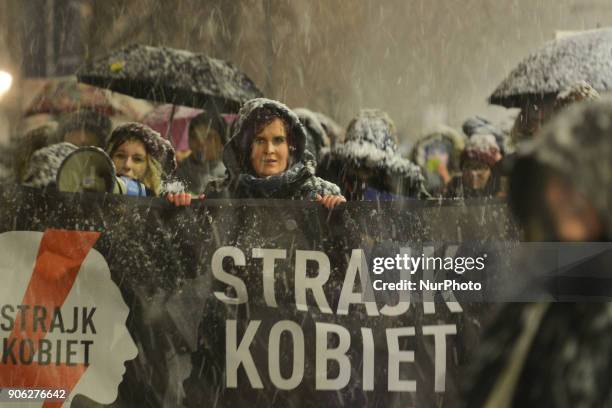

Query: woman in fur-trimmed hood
[318,109,426,201]
[205,98,345,208]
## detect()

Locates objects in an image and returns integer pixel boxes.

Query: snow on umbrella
[24,76,151,121]
[489,28,612,108]
[77,44,263,113]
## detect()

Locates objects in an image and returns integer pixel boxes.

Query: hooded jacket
[463,98,612,408]
[318,109,426,200]
[205,98,341,200]
[510,97,612,240]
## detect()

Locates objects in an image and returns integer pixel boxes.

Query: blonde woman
[106,123,192,205]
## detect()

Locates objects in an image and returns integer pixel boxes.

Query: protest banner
[0,185,519,407]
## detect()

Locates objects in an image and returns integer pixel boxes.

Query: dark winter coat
[205,98,341,200]
[463,98,612,408]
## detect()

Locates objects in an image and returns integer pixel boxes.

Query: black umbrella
[77,44,263,113]
[489,29,612,108]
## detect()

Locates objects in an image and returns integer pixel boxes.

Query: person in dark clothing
[175,111,226,194]
[205,98,345,209]
[463,98,612,408]
[496,81,600,197]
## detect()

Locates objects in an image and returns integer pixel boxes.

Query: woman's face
[111,140,148,181]
[250,118,289,177]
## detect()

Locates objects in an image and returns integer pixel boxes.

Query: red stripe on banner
[10,229,100,344]
[0,229,100,407]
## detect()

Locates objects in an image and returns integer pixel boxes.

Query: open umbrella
[24,76,151,119]
[489,28,612,108]
[77,44,263,113]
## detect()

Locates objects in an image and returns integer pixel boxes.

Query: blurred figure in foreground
[495,81,601,197]
[463,98,612,408]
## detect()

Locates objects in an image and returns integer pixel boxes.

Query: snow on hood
[327,109,423,180]
[411,124,466,173]
[223,98,308,178]
[22,142,78,188]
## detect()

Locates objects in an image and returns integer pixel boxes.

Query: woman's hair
[144,154,163,196]
[108,136,163,196]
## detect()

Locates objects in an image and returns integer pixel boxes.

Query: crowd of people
[3,63,612,405]
[9,93,527,208]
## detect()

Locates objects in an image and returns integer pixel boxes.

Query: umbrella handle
[165,104,178,147]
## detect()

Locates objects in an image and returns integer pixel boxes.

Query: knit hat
[57,109,112,147]
[107,122,177,174]
[461,134,501,168]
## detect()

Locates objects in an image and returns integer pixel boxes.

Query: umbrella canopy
[24,76,150,119]
[143,104,204,151]
[77,44,263,113]
[489,28,612,108]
